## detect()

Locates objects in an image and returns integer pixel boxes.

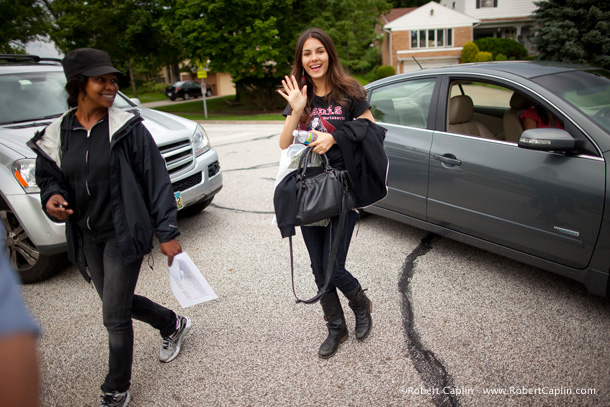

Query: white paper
[168,252,217,308]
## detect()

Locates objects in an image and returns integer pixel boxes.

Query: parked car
[364,61,610,297]
[165,80,211,100]
[0,54,222,283]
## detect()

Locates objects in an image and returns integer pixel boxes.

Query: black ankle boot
[318,291,348,359]
[346,285,372,340]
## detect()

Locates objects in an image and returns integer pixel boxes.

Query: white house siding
[439,0,537,54]
[439,0,537,18]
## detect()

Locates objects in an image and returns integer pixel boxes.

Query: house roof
[384,1,480,31]
[381,7,417,24]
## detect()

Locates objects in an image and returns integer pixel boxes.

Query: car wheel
[206,89,213,97]
[169,96,176,101]
[178,197,213,218]
[184,92,190,100]
[1,209,65,283]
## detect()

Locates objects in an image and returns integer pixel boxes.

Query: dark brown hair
[290,28,366,124]
[65,74,88,108]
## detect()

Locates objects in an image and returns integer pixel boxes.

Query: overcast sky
[25,39,63,58]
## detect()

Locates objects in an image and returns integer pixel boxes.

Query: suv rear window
[0,71,67,124]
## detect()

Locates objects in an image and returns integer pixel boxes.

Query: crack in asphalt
[399,233,461,407]
[209,203,274,215]
[222,162,279,172]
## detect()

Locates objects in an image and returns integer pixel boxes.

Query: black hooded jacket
[28,107,179,281]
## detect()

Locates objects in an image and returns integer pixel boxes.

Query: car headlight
[12,158,39,193]
[192,124,210,156]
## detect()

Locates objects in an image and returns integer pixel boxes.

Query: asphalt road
[21,122,610,406]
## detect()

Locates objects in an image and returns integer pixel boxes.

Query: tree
[391,0,438,6]
[162,0,302,108]
[532,0,610,69]
[166,0,390,109]
[49,0,177,96]
[0,0,51,53]
[309,0,392,73]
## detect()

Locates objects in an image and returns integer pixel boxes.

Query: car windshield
[0,71,68,124]
[532,69,610,133]
[0,71,134,125]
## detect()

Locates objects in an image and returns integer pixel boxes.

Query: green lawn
[127,92,285,121]
[121,90,167,104]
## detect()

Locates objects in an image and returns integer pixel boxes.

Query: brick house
[439,0,537,54]
[381,1,479,73]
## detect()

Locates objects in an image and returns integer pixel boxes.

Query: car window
[447,79,599,155]
[532,69,610,134]
[369,78,435,128]
[447,81,511,140]
[449,82,512,107]
[0,72,67,124]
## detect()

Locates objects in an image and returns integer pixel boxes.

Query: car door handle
[433,153,462,166]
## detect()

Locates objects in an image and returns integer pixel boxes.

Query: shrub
[375,65,396,80]
[474,37,528,60]
[135,80,168,93]
[495,53,508,61]
[461,42,480,63]
[474,52,493,62]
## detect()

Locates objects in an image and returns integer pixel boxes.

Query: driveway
[20,123,610,406]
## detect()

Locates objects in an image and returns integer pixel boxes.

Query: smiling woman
[28,47,190,407]
[276,28,388,360]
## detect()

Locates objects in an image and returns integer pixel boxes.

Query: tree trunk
[128,57,137,98]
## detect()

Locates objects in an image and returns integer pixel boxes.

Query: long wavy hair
[290,28,366,124]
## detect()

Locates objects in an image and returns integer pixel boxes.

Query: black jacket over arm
[332,119,388,208]
[273,119,388,238]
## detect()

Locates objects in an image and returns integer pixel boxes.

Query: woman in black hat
[29,48,190,407]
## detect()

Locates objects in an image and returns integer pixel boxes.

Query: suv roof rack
[0,54,62,65]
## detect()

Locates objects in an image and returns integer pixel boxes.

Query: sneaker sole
[161,317,191,363]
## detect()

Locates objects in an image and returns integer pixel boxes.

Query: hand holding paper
[168,252,217,308]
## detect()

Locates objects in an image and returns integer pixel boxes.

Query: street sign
[197,71,207,79]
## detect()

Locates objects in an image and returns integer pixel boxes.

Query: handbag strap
[289,185,350,304]
[297,147,330,179]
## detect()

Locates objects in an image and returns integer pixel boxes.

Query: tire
[206,89,213,97]
[184,92,190,100]
[1,209,66,284]
[169,96,176,101]
[178,197,213,218]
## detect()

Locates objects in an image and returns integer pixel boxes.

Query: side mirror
[130,98,142,106]
[518,128,576,151]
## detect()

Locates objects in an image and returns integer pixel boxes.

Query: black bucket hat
[61,48,123,80]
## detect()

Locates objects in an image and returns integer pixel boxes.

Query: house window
[410,28,454,49]
[476,0,498,8]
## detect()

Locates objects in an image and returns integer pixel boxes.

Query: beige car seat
[503,92,534,142]
[448,95,494,139]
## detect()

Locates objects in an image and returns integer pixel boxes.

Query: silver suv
[0,55,222,283]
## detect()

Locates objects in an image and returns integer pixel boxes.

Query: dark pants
[83,237,176,393]
[301,210,360,294]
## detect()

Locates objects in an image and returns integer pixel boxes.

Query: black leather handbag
[294,148,355,226]
[290,148,356,304]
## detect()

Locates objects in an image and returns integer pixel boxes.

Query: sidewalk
[141,96,221,109]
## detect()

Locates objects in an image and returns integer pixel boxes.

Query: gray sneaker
[99,390,130,407]
[159,316,191,363]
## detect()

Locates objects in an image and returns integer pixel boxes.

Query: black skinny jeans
[301,210,360,295]
[83,237,176,393]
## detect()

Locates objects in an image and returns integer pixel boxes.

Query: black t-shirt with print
[283,94,370,169]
